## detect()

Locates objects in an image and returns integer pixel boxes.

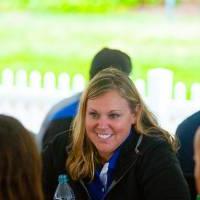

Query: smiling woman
[42,68,190,200]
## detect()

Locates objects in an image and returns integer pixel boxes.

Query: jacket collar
[113,128,143,181]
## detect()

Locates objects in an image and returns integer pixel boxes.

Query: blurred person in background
[42,68,190,200]
[38,47,133,149]
[194,127,200,200]
[176,111,200,200]
[0,114,43,200]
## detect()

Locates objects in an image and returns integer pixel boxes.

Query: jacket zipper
[102,154,139,200]
[79,179,92,200]
[103,135,143,200]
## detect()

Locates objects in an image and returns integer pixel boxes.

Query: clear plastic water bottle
[54,174,75,200]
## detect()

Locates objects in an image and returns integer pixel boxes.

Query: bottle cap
[58,174,68,184]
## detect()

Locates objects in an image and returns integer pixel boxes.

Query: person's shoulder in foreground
[176,110,200,200]
[176,110,200,172]
[0,114,43,200]
[176,111,200,137]
[194,127,200,199]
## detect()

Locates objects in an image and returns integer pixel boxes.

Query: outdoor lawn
[0,7,200,95]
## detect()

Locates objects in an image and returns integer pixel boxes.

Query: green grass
[0,11,200,96]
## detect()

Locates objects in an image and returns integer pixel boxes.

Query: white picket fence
[0,68,199,134]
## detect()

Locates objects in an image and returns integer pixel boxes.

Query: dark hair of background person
[89,47,132,79]
[0,115,43,200]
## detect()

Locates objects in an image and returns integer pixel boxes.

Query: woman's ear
[131,104,141,125]
[135,104,140,114]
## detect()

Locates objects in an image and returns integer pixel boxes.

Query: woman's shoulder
[136,133,178,170]
[139,133,172,154]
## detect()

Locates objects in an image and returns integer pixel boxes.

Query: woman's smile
[97,133,113,140]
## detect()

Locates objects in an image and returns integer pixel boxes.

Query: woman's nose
[97,117,109,129]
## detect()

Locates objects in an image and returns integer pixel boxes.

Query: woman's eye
[89,112,99,119]
[109,113,120,119]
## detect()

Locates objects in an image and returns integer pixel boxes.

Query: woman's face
[85,90,136,162]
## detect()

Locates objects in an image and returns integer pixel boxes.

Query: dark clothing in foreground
[176,110,200,200]
[42,130,190,200]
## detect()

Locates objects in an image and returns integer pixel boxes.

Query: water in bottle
[54,174,75,200]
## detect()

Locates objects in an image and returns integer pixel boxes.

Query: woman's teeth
[97,133,112,139]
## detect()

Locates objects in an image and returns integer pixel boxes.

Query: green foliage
[0,0,165,13]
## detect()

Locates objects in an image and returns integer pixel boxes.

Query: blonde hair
[66,68,177,181]
[0,115,43,200]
